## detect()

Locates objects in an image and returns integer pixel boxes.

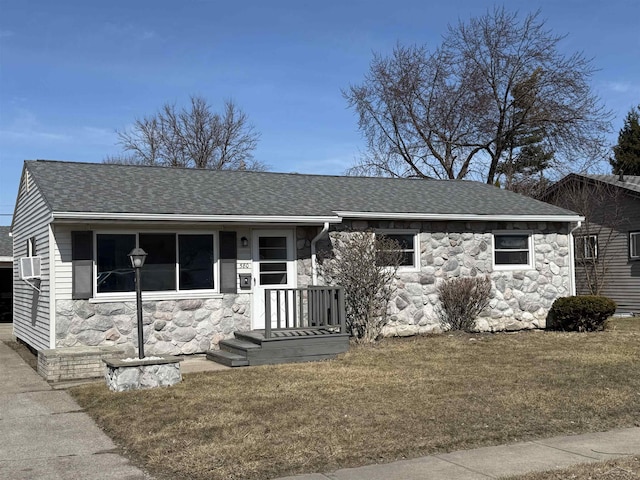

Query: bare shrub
[437,276,492,332]
[318,231,403,344]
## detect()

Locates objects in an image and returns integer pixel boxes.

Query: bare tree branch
[106,96,265,171]
[344,8,612,186]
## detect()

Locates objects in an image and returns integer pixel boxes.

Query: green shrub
[546,295,616,332]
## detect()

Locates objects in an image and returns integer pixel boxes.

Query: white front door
[252,230,296,330]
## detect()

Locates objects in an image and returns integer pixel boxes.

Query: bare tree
[542,176,628,295]
[105,96,264,170]
[344,8,611,185]
[318,231,403,344]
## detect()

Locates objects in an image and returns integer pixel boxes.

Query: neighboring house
[541,173,640,315]
[12,160,582,375]
[0,226,12,323]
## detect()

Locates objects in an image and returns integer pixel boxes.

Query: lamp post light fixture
[128,247,148,359]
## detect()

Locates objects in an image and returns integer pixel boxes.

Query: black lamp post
[128,247,148,359]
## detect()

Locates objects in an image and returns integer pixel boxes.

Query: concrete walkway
[0,324,151,479]
[1,323,639,480]
[274,426,640,479]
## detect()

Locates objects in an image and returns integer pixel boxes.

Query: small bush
[437,276,492,332]
[317,231,403,344]
[546,295,616,332]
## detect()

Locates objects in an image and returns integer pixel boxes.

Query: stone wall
[104,356,182,391]
[55,295,251,355]
[322,220,572,336]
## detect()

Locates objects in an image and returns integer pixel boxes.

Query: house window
[376,231,419,270]
[96,232,216,295]
[630,232,640,260]
[575,235,598,260]
[179,234,214,290]
[140,233,176,291]
[258,236,288,284]
[493,232,533,270]
[26,237,36,257]
[96,234,136,293]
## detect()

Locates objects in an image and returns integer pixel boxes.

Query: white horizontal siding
[53,226,72,300]
[12,172,52,351]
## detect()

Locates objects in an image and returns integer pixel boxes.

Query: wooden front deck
[207,287,349,367]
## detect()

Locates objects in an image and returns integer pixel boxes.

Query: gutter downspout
[568,220,582,296]
[311,222,330,286]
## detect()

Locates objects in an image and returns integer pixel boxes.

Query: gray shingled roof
[583,174,640,196]
[0,226,12,258]
[25,160,579,219]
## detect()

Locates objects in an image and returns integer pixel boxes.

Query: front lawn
[70,318,640,480]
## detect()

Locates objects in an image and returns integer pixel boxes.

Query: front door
[252,230,296,330]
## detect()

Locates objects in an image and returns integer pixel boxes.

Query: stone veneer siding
[317,220,572,336]
[55,295,251,355]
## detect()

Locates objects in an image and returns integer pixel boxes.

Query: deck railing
[264,286,346,339]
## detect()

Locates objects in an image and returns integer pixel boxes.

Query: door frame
[251,229,297,330]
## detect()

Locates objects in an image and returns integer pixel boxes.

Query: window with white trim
[376,230,419,270]
[630,231,640,260]
[26,236,36,257]
[492,232,534,270]
[575,235,598,260]
[96,232,216,295]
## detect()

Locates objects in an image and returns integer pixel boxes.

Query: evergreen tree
[611,105,640,175]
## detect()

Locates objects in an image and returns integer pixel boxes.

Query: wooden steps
[206,329,349,367]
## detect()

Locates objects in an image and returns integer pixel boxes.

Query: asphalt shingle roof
[0,226,12,258]
[582,174,640,196]
[25,160,579,219]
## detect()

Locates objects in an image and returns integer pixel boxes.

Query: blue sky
[1,0,639,225]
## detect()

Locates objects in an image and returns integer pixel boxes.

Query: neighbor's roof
[21,160,581,223]
[582,174,640,196]
[0,226,12,259]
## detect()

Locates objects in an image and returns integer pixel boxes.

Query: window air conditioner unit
[20,256,42,280]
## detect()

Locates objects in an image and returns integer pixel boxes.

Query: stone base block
[38,346,127,382]
[104,356,183,392]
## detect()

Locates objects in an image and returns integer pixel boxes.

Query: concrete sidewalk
[0,324,151,479]
[274,429,640,480]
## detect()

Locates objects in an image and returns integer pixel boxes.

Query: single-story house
[12,160,583,376]
[0,225,12,323]
[541,173,640,315]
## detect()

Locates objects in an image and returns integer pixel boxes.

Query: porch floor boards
[206,328,349,367]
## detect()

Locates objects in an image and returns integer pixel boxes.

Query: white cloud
[0,29,14,38]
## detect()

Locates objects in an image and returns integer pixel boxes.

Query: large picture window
[96,234,136,293]
[140,233,176,291]
[493,232,533,270]
[96,232,216,295]
[179,234,214,290]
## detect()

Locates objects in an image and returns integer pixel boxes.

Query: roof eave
[51,211,343,224]
[335,211,585,223]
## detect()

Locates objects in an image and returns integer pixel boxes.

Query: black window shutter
[72,231,93,299]
[219,231,237,293]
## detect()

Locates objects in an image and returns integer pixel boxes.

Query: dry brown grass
[502,456,640,479]
[69,318,640,480]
